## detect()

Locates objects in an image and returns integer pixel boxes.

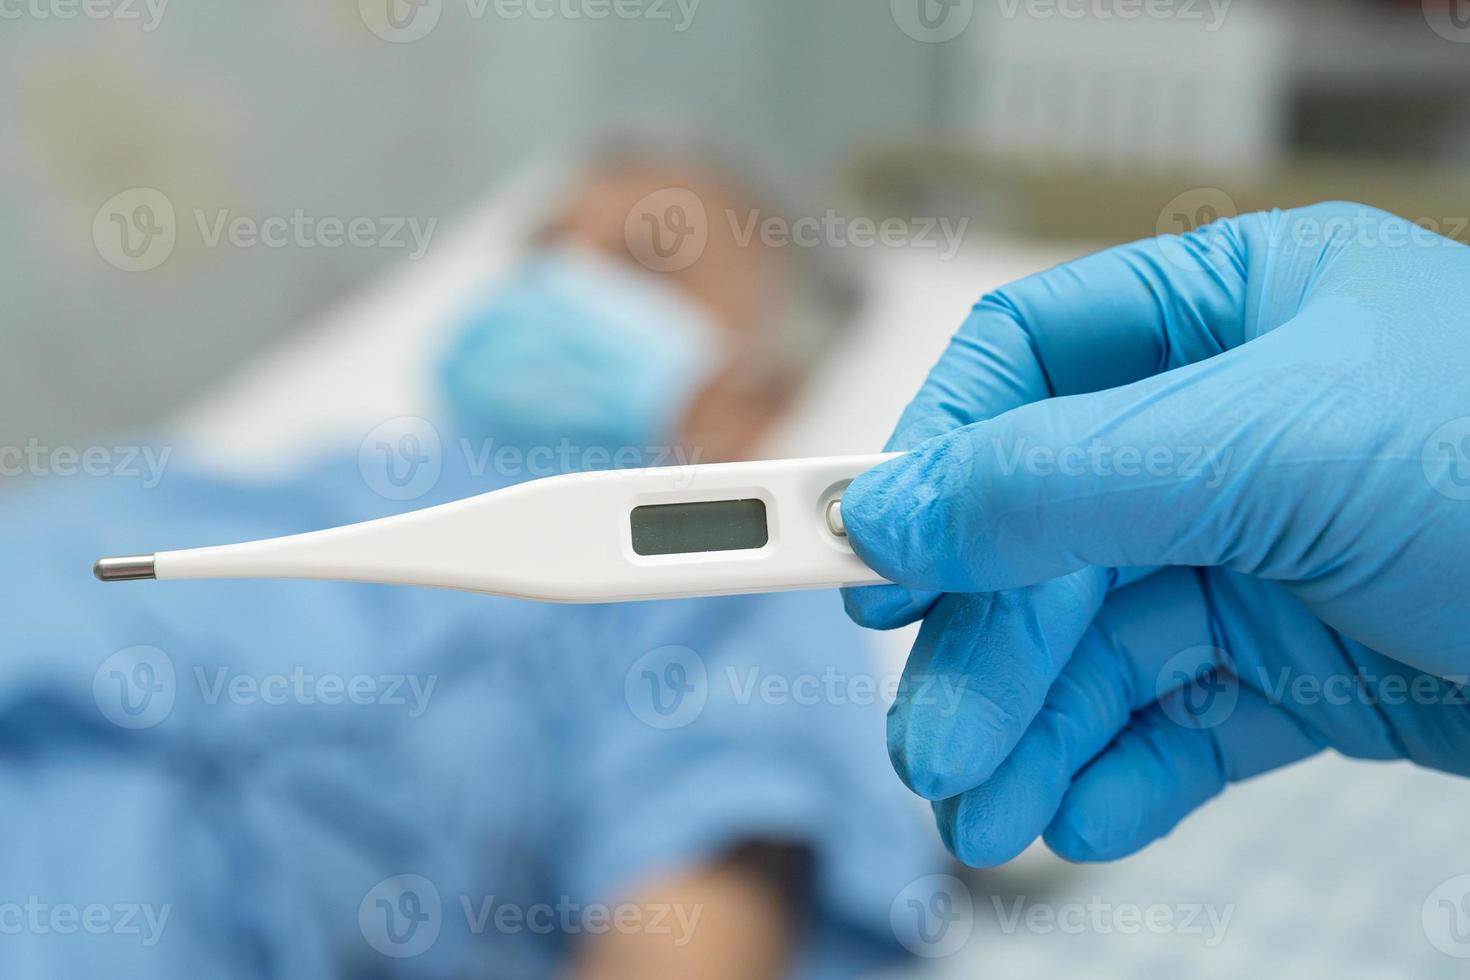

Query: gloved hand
[841,202,1470,867]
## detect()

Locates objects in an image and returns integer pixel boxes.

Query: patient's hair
[556,124,869,391]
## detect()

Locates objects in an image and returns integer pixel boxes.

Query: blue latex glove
[841,202,1470,867]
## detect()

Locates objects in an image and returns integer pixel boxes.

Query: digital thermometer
[94,454,898,603]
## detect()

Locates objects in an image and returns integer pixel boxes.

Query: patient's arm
[571,843,809,980]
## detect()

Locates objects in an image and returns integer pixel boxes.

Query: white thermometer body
[95,454,898,603]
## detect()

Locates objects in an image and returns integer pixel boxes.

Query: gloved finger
[887,567,1108,801]
[841,584,940,631]
[844,295,1369,596]
[929,567,1222,866]
[844,215,1253,622]
[885,214,1255,451]
[929,566,1344,867]
[1043,686,1321,862]
[847,567,1156,632]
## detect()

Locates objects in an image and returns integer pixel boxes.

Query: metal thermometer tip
[94,555,157,582]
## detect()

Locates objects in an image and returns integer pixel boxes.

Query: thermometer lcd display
[631,499,769,557]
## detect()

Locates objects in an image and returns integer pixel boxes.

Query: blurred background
[10,0,1470,452]
[6,0,1470,975]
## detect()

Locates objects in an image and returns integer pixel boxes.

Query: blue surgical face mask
[439,247,724,467]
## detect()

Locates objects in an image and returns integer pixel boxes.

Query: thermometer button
[824,498,847,537]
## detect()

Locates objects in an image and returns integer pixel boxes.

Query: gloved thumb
[842,316,1385,593]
